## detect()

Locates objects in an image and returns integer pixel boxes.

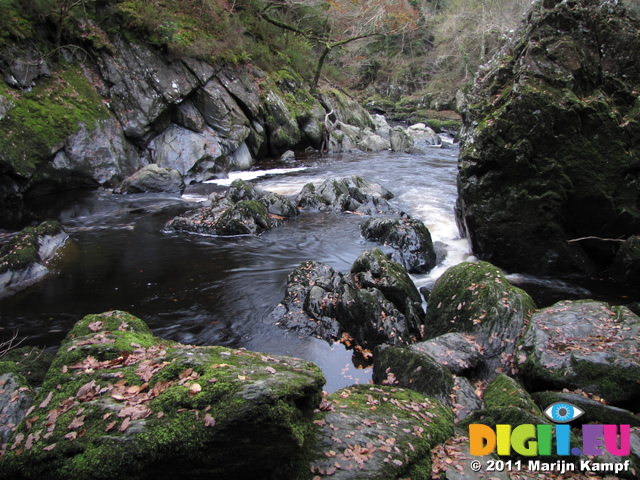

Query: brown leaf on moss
[119,417,131,432]
[204,414,216,427]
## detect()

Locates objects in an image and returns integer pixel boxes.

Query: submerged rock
[518,300,640,406]
[457,0,640,278]
[309,384,453,479]
[272,249,425,349]
[361,217,437,273]
[117,164,185,195]
[165,179,298,236]
[424,261,536,378]
[0,221,69,294]
[0,311,325,480]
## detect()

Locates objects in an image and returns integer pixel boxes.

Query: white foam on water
[205,167,308,187]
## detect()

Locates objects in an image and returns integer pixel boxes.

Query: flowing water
[0,145,479,391]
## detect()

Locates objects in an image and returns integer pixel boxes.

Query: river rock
[272,249,426,349]
[0,346,55,388]
[0,311,325,480]
[165,179,298,236]
[425,261,536,379]
[407,123,440,149]
[361,217,436,273]
[319,90,376,131]
[296,176,396,214]
[327,122,390,153]
[409,332,483,376]
[518,300,640,406]
[117,164,184,195]
[431,434,510,480]
[456,0,640,278]
[372,346,454,405]
[389,127,414,153]
[483,374,540,414]
[262,90,302,155]
[309,384,453,479]
[451,377,483,423]
[0,221,69,294]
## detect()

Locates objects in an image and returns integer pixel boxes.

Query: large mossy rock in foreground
[425,261,536,378]
[308,384,453,479]
[0,311,324,480]
[518,300,640,407]
[457,0,640,278]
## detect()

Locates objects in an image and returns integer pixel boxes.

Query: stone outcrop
[457,0,640,279]
[117,164,185,195]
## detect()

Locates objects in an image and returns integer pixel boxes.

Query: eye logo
[543,402,585,423]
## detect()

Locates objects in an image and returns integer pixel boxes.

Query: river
[0,143,596,392]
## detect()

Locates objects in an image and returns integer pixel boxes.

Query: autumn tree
[260,0,419,92]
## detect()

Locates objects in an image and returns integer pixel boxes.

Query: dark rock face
[361,217,437,273]
[271,249,425,349]
[457,0,640,277]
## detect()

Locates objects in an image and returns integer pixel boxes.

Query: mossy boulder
[165,179,298,236]
[483,374,540,415]
[272,249,426,349]
[457,0,640,278]
[361,217,437,274]
[0,346,55,388]
[0,365,34,444]
[0,221,69,294]
[372,346,454,405]
[0,311,325,480]
[308,384,453,479]
[425,261,536,378]
[518,300,640,406]
[410,333,483,376]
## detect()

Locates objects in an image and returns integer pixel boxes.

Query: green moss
[0,65,109,176]
[0,220,59,273]
[483,374,540,414]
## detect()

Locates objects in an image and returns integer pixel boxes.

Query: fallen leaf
[68,415,85,430]
[119,417,131,432]
[204,414,216,427]
[189,383,202,396]
[39,391,54,409]
[43,443,56,451]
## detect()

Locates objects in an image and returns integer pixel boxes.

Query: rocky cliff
[0,33,378,220]
[457,0,640,280]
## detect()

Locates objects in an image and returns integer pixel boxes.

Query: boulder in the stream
[0,221,69,294]
[117,164,185,195]
[456,0,640,278]
[271,249,425,349]
[409,332,483,376]
[308,384,453,479]
[0,311,325,480]
[295,176,397,214]
[164,179,298,236]
[424,261,536,379]
[0,365,34,445]
[518,300,640,406]
[361,217,437,273]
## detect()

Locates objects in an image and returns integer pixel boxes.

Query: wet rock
[296,176,396,215]
[406,123,440,150]
[431,434,510,480]
[2,44,51,91]
[409,333,483,376]
[361,217,436,273]
[0,221,69,294]
[319,90,376,131]
[372,346,454,405]
[457,0,640,277]
[327,122,389,153]
[172,98,206,133]
[425,261,536,379]
[117,164,184,195]
[531,391,640,427]
[371,114,390,137]
[0,311,324,480]
[165,179,298,236]
[309,384,453,480]
[262,90,302,155]
[518,300,640,406]
[272,249,426,349]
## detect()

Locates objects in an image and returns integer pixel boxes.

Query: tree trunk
[311,45,331,93]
